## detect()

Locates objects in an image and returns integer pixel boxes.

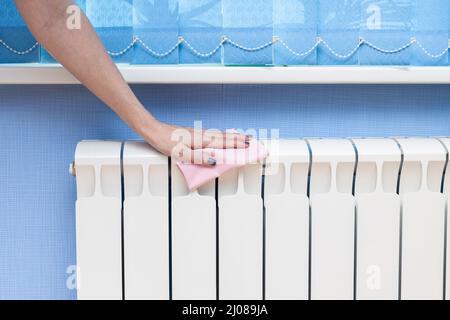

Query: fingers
[169,125,252,150]
[191,130,251,150]
[174,144,217,166]
[223,132,252,149]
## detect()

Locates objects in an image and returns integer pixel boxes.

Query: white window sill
[1,64,450,84]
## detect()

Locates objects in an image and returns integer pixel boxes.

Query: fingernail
[208,158,217,166]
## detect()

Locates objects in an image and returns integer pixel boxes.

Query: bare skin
[14,0,249,165]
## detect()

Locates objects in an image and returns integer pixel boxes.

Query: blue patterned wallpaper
[1,83,450,299]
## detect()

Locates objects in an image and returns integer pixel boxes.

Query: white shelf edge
[2,64,450,84]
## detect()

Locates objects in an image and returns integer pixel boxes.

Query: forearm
[14,0,156,138]
[14,0,250,164]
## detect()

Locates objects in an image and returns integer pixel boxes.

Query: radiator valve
[69,162,76,177]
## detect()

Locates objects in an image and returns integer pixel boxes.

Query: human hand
[141,119,251,166]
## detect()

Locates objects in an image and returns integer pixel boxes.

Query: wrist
[134,111,160,143]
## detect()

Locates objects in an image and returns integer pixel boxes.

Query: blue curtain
[179,0,222,64]
[360,0,412,65]
[318,0,360,65]
[86,0,134,63]
[411,0,449,66]
[2,0,450,66]
[0,0,39,63]
[133,0,179,64]
[222,0,273,65]
[274,0,317,65]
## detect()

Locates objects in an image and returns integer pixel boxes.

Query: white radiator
[72,138,450,300]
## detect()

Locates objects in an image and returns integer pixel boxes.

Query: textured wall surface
[1,84,450,299]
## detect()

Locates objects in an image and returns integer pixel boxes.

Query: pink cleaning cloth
[177,139,268,191]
